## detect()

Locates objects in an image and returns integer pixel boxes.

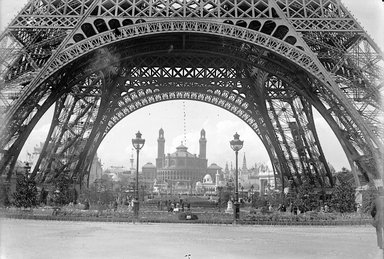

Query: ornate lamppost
[24,162,31,178]
[288,178,295,211]
[132,131,145,218]
[217,186,223,212]
[250,184,254,204]
[230,132,244,221]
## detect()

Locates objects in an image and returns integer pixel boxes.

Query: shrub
[0,185,11,207]
[329,179,356,213]
[361,187,377,214]
[13,174,38,208]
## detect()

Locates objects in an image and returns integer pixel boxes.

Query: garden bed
[0,207,372,226]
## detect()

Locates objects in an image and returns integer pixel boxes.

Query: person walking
[372,188,384,252]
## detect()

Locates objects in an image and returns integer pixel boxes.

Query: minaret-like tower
[225,162,229,175]
[215,170,220,186]
[130,151,135,171]
[199,129,207,159]
[242,153,248,175]
[156,128,165,169]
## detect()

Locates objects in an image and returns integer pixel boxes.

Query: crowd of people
[157,199,191,212]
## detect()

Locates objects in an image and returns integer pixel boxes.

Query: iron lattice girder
[44,81,291,184]
[2,18,381,149]
[33,93,100,182]
[303,31,383,124]
[0,38,380,184]
[42,56,329,186]
[25,50,285,183]
[9,0,364,32]
[0,0,383,186]
[265,79,333,187]
[0,37,379,185]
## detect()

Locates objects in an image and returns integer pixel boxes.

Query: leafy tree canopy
[13,174,38,208]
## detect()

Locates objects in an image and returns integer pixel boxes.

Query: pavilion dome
[176,142,188,151]
[143,162,156,168]
[170,142,194,157]
[207,163,222,170]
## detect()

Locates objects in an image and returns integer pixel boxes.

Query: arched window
[108,19,121,29]
[94,19,108,33]
[260,20,276,35]
[236,20,247,28]
[81,23,97,37]
[248,20,261,31]
[122,19,133,26]
[285,36,297,45]
[73,33,85,43]
[273,25,289,40]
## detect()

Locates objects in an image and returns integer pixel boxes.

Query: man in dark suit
[372,187,384,250]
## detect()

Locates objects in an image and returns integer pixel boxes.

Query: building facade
[142,162,157,189]
[156,129,208,193]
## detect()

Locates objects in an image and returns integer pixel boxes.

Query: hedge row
[0,209,372,226]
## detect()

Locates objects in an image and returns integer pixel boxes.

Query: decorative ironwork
[0,0,382,188]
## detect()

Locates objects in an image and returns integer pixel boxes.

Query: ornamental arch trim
[1,18,382,187]
[7,19,378,156]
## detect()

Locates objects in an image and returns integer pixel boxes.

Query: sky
[1,0,383,172]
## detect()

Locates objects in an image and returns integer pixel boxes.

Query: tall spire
[242,152,247,174]
[156,128,165,168]
[225,162,229,174]
[130,149,135,171]
[199,129,207,159]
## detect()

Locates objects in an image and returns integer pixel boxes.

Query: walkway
[0,219,381,259]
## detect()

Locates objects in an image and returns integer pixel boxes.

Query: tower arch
[0,0,382,189]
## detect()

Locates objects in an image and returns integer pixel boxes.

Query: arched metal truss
[0,0,383,189]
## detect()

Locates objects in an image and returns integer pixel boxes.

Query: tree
[53,174,74,205]
[361,186,377,214]
[13,174,38,208]
[0,184,11,207]
[292,178,320,212]
[251,192,268,209]
[265,190,282,208]
[38,187,48,205]
[329,178,356,213]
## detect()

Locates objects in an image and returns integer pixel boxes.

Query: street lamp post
[230,132,244,221]
[24,162,31,178]
[217,186,223,212]
[288,178,295,212]
[132,131,145,218]
[250,184,254,204]
[141,185,145,202]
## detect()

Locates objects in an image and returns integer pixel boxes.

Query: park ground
[0,219,383,259]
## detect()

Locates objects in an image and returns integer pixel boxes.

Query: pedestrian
[371,188,384,250]
[113,200,118,211]
[84,199,90,210]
